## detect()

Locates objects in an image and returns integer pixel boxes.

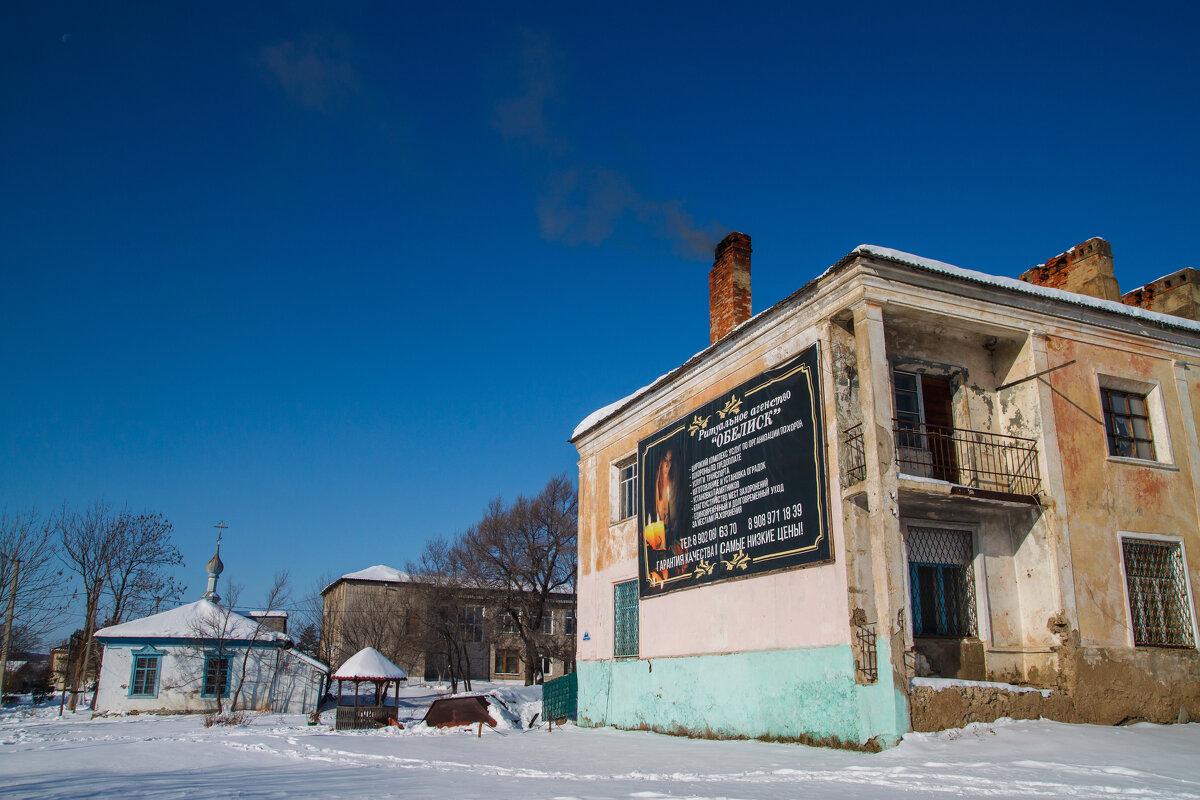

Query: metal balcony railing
[839,421,1041,497]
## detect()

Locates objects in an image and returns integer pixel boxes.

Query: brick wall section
[1018,237,1121,301]
[1122,268,1200,321]
[710,232,752,344]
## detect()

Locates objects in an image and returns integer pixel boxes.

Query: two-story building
[571,233,1200,749]
[321,565,577,683]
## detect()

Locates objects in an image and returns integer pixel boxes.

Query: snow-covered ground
[3,683,1199,799]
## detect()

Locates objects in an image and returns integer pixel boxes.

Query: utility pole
[0,555,20,699]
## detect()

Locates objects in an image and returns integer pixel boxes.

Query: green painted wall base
[577,642,908,749]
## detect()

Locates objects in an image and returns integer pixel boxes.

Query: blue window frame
[128,645,163,697]
[202,654,232,698]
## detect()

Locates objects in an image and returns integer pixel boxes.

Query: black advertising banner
[638,345,830,597]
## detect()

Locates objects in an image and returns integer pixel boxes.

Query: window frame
[541,613,554,636]
[460,606,484,643]
[494,648,520,676]
[201,653,232,699]
[127,645,163,698]
[612,456,638,523]
[563,609,576,636]
[1118,533,1198,649]
[1096,374,1173,466]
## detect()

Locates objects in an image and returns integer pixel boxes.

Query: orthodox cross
[214,521,228,547]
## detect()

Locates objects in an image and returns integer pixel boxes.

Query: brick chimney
[710,232,752,344]
[1122,268,1200,321]
[1019,237,1121,301]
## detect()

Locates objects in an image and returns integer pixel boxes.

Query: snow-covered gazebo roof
[333,647,408,681]
[94,599,290,643]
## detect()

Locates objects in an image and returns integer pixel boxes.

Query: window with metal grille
[1103,388,1156,460]
[906,526,978,637]
[618,461,638,521]
[203,654,231,698]
[130,655,160,697]
[1122,538,1195,648]
[613,579,639,658]
[461,606,483,642]
[495,648,520,675]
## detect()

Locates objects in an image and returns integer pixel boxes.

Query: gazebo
[332,647,408,730]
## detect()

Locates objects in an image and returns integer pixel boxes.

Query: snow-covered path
[3,704,1199,799]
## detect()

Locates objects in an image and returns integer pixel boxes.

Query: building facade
[321,565,577,683]
[93,548,329,716]
[572,234,1200,748]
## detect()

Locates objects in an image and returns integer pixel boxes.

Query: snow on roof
[854,245,1200,333]
[323,564,412,595]
[94,599,290,642]
[333,647,407,681]
[288,649,330,675]
[571,243,1200,442]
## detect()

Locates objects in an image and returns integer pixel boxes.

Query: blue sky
[3,2,1198,635]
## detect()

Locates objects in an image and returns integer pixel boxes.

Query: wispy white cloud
[493,30,722,261]
[260,35,359,112]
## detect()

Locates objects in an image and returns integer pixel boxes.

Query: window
[128,647,162,697]
[893,370,957,482]
[500,611,520,634]
[539,656,553,677]
[906,526,977,638]
[564,609,576,636]
[613,580,639,658]
[615,459,637,521]
[1122,538,1195,648]
[494,649,520,675]
[461,606,483,642]
[541,613,554,635]
[1102,388,1156,460]
[202,654,231,698]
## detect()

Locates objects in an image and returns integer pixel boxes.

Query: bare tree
[229,571,290,712]
[56,502,116,710]
[101,511,184,626]
[57,502,184,709]
[407,536,478,692]
[0,509,69,693]
[454,475,577,685]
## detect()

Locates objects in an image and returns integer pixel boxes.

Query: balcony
[841,421,1041,499]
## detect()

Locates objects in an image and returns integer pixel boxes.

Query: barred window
[906,526,978,638]
[1102,388,1156,460]
[130,655,160,697]
[618,461,638,521]
[1123,538,1195,648]
[495,649,520,675]
[613,579,639,658]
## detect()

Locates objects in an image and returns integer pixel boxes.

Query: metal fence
[840,421,1040,497]
[893,420,1040,496]
[335,704,397,730]
[542,672,577,722]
